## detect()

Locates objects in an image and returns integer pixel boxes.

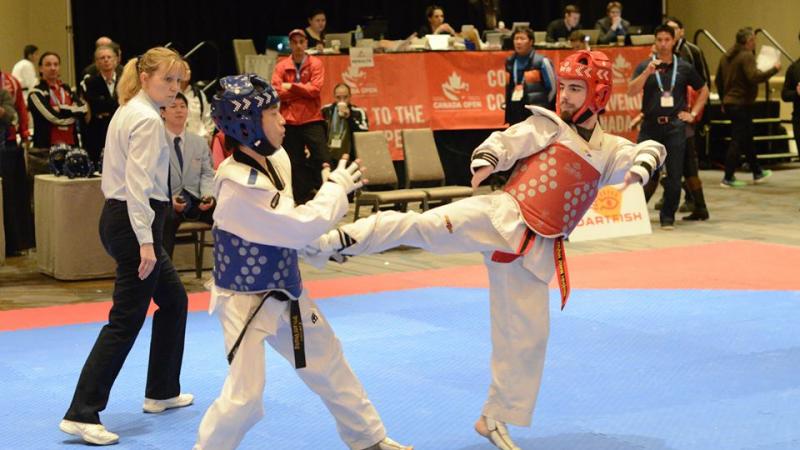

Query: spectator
[0,89,14,144]
[417,5,457,37]
[0,69,35,257]
[160,92,215,258]
[1,86,35,257]
[82,37,123,81]
[304,9,327,51]
[322,83,369,161]
[12,45,39,98]
[28,52,87,176]
[663,16,712,220]
[80,45,120,167]
[180,61,215,142]
[628,24,709,229]
[781,31,800,173]
[272,29,329,205]
[569,30,589,50]
[504,27,556,126]
[546,5,582,43]
[716,27,780,187]
[1,67,31,145]
[595,1,630,45]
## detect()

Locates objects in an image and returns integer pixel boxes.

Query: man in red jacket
[272,29,330,204]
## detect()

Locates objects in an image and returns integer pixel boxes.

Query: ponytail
[116,47,184,105]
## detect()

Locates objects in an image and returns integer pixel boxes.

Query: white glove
[322,155,364,194]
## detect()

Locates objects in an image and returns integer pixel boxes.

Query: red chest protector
[503,143,601,237]
[493,142,601,310]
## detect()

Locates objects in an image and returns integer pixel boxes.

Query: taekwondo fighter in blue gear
[304,51,667,450]
[193,74,412,450]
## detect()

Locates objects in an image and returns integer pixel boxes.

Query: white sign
[568,183,652,242]
[349,47,374,68]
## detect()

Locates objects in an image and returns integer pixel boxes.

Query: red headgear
[556,50,613,124]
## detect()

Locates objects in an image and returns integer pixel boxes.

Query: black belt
[226,291,307,369]
[646,116,674,125]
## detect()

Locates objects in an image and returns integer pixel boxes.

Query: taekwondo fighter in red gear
[304,51,666,450]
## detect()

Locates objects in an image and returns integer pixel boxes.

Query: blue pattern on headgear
[49,143,72,176]
[63,148,95,178]
[211,74,280,156]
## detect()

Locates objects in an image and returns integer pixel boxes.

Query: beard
[559,105,576,123]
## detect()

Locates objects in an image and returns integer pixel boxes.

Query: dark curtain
[72,0,662,83]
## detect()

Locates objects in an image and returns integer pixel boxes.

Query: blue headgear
[211,74,280,156]
[63,148,95,178]
[49,143,71,176]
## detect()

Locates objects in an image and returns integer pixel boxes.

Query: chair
[232,39,257,74]
[174,221,213,278]
[401,128,474,208]
[352,131,428,220]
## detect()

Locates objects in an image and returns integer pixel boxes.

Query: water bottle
[355,25,364,42]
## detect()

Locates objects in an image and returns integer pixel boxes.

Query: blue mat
[1,288,798,450]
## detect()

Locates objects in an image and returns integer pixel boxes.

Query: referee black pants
[64,199,188,424]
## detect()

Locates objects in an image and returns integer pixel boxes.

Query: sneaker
[59,420,119,446]
[754,169,773,184]
[720,178,746,188]
[362,437,414,450]
[661,221,675,230]
[143,393,194,413]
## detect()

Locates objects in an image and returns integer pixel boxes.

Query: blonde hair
[117,46,185,105]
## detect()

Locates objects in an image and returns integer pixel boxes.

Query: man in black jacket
[546,5,582,43]
[81,45,119,167]
[781,31,800,165]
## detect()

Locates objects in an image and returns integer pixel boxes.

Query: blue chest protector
[212,227,303,298]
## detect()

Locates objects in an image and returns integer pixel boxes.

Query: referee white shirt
[101,89,171,245]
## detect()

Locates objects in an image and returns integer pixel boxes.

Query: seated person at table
[595,1,631,44]
[546,4,582,42]
[322,83,368,161]
[417,4,457,36]
[161,92,215,258]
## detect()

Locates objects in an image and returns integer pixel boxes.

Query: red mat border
[2,240,797,331]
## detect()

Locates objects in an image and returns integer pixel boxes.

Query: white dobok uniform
[194,150,385,450]
[334,107,666,427]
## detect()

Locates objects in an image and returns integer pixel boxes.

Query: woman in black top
[304,9,327,51]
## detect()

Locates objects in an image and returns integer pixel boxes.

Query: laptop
[627,25,644,35]
[630,34,655,45]
[511,21,530,31]
[577,29,601,44]
[265,36,290,54]
[325,32,353,49]
[426,34,450,51]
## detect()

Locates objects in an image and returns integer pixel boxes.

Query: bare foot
[474,416,490,437]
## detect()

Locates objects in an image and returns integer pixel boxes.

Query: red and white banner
[313,47,652,159]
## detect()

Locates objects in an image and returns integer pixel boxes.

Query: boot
[681,178,709,221]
